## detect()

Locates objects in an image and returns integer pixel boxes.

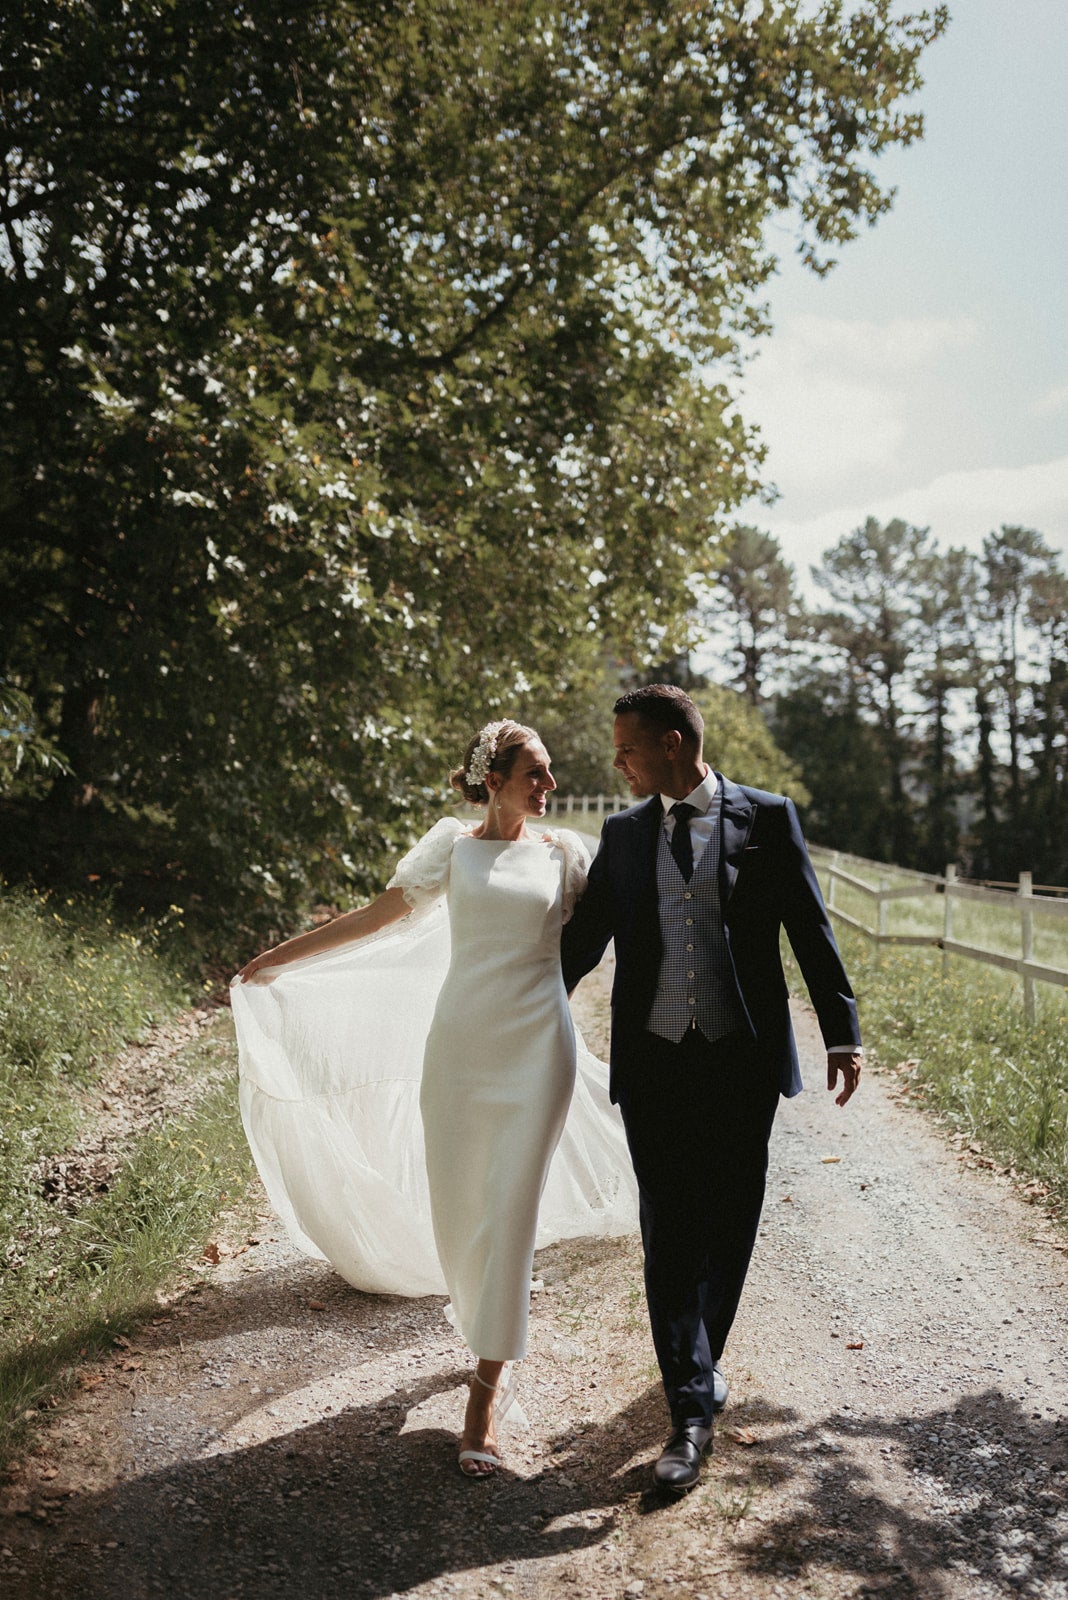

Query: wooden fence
[809,846,1068,1023]
[546,797,1068,1023]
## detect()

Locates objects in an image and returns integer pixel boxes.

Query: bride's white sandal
[458,1371,504,1478]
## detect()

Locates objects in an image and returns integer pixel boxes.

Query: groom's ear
[662,729,683,759]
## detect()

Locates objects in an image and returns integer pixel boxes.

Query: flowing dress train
[232,818,636,1360]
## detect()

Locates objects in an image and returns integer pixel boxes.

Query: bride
[233,719,636,1476]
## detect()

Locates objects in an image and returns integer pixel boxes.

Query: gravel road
[3,955,1067,1600]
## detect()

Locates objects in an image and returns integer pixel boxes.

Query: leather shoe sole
[653,1424,713,1494]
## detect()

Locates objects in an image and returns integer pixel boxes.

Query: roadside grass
[0,1017,252,1462]
[0,885,252,1464]
[0,883,194,1242]
[810,849,1068,969]
[789,925,1068,1220]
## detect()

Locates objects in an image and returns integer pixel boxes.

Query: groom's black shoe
[653,1423,713,1494]
[712,1362,729,1413]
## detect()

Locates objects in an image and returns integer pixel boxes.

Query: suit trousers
[615,1026,780,1428]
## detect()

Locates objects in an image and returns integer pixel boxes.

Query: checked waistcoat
[645,798,747,1046]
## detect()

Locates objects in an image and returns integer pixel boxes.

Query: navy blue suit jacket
[560,776,861,1101]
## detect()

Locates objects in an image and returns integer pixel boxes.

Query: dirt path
[3,958,1068,1600]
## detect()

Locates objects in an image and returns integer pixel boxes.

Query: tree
[811,516,935,864]
[979,527,1057,859]
[0,0,948,928]
[700,526,804,705]
[0,685,71,793]
[910,546,972,872]
[692,684,809,801]
[772,671,887,857]
[1024,561,1068,881]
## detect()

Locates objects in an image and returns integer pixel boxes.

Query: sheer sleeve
[386,815,465,916]
[550,827,591,924]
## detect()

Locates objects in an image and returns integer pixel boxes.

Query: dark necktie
[668,801,696,881]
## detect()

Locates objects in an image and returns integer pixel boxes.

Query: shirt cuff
[827,1043,863,1054]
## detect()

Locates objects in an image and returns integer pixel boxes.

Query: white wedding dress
[232,817,636,1361]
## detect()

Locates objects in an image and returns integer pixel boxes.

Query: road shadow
[7,1372,667,1600]
[7,1374,1067,1599]
[710,1388,1067,1598]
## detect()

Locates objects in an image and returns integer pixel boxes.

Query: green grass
[0,882,194,1251]
[790,924,1068,1220]
[0,1028,253,1459]
[810,849,1068,980]
[0,882,192,1079]
[0,885,253,1464]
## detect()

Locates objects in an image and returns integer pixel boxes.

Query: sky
[729,0,1068,595]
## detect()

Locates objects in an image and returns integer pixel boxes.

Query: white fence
[545,800,1068,1023]
[810,846,1068,1023]
[546,793,629,821]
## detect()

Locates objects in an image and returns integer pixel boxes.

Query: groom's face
[613,713,676,798]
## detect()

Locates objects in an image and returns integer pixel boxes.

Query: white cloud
[737,313,979,491]
[1031,383,1068,417]
[750,455,1068,592]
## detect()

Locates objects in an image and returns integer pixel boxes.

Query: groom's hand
[827,1051,862,1107]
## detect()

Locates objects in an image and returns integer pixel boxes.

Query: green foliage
[693,683,809,801]
[772,671,889,855]
[0,685,71,793]
[700,525,803,704]
[0,0,947,926]
[0,885,191,1088]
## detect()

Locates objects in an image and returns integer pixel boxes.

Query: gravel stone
[2,953,1067,1600]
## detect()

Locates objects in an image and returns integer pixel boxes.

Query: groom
[561,685,861,1492]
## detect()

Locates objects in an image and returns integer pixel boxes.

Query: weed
[713,1472,755,1522]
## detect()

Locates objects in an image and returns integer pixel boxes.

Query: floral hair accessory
[466,721,506,789]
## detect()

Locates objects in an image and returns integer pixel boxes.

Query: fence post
[942,864,956,979]
[1019,870,1036,1025]
[875,876,889,966]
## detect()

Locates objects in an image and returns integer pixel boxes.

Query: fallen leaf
[40,1468,58,1481]
[112,1335,132,1351]
[781,1195,793,1203]
[729,1427,758,1447]
[202,1243,221,1264]
[307,1299,327,1312]
[78,1375,105,1391]
[120,1360,144,1372]
[846,1341,865,1351]
[821,1157,841,1165]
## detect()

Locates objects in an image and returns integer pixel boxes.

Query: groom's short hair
[613,685,703,749]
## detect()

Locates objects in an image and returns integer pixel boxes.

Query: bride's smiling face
[491,740,557,818]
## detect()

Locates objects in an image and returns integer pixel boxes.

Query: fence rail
[546,793,629,820]
[545,801,1068,1022]
[809,846,1068,1023]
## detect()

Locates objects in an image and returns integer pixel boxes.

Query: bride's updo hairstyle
[450,719,539,805]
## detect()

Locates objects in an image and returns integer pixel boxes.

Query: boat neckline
[458,829,558,844]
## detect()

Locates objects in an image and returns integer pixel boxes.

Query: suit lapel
[620,795,662,919]
[717,773,755,905]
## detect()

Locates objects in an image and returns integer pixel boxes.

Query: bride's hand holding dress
[230,719,637,1478]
